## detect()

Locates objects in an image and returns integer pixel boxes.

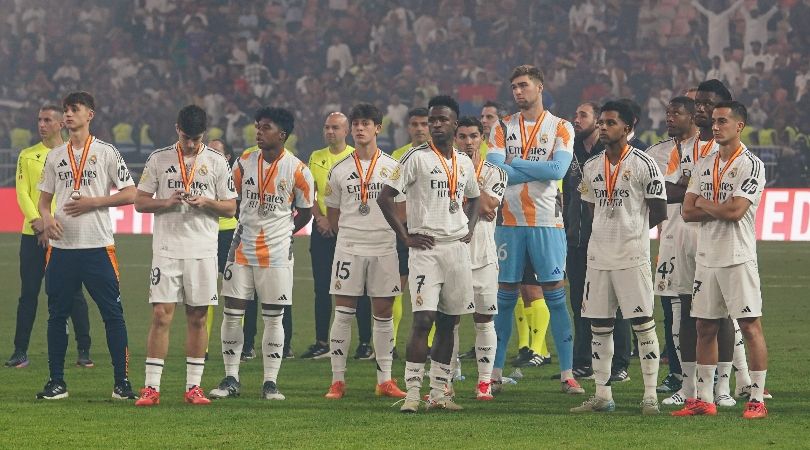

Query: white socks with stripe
[633,320,660,399]
[733,321,752,388]
[145,357,164,391]
[329,306,355,383]
[262,309,285,383]
[475,321,496,383]
[372,315,395,385]
[186,357,205,390]
[697,364,716,402]
[404,361,425,399]
[591,325,614,400]
[749,370,767,402]
[221,308,245,381]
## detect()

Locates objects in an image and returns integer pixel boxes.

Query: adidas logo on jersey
[702,169,711,176]
[245,177,255,185]
[277,294,288,302]
[58,159,68,167]
[742,306,752,313]
[633,306,643,313]
[347,172,360,180]
[430,166,443,175]
[642,352,658,360]
[682,155,692,163]
[507,133,518,141]
[593,173,605,182]
[165,165,178,174]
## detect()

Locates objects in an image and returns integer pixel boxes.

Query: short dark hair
[714,100,748,124]
[254,106,295,138]
[407,107,429,119]
[579,101,601,116]
[669,96,696,114]
[177,105,208,136]
[41,104,62,114]
[616,98,641,125]
[697,79,733,101]
[482,100,503,114]
[427,95,459,118]
[62,91,95,111]
[349,103,383,125]
[210,139,233,158]
[600,101,635,130]
[456,116,484,135]
[510,64,544,84]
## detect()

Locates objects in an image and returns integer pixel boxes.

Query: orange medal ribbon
[429,142,458,211]
[175,141,203,194]
[603,145,631,215]
[694,137,715,161]
[352,149,381,207]
[711,145,743,203]
[518,111,547,159]
[66,135,94,194]
[258,150,284,208]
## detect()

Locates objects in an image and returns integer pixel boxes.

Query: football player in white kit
[134,105,237,406]
[322,103,407,400]
[571,101,667,415]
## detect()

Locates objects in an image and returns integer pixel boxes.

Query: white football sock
[451,323,461,379]
[696,364,716,402]
[670,297,682,364]
[591,325,614,400]
[329,306,355,383]
[429,361,453,400]
[633,320,660,398]
[715,361,733,397]
[474,321,496,383]
[681,361,697,398]
[373,315,394,384]
[404,361,425,397]
[145,357,164,392]
[186,357,205,390]
[749,370,767,402]
[262,309,285,383]
[221,308,245,381]
[732,321,752,388]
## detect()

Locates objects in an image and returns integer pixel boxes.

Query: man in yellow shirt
[7,105,93,369]
[302,112,374,359]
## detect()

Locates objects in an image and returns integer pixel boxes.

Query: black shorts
[396,237,409,276]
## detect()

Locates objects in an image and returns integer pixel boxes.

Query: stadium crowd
[1,0,809,185]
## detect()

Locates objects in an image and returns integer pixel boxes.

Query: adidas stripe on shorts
[220,262,293,305]
[691,261,762,320]
[581,262,654,319]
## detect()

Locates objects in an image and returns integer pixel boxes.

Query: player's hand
[406,233,434,250]
[483,210,497,222]
[677,175,690,186]
[460,230,473,243]
[694,196,709,209]
[164,191,185,209]
[184,195,209,209]
[315,216,333,237]
[30,218,45,234]
[41,216,63,243]
[63,196,99,217]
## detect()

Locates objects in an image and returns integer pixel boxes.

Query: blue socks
[545,287,574,373]
[493,289,519,369]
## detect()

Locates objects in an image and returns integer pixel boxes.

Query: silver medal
[449,199,459,214]
[358,202,370,216]
[70,190,81,200]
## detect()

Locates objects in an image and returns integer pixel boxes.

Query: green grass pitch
[0,234,808,448]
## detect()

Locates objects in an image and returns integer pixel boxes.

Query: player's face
[255,118,285,150]
[694,91,720,129]
[711,107,744,146]
[37,109,62,140]
[176,125,205,152]
[350,118,380,147]
[407,115,429,145]
[428,106,457,145]
[62,103,94,131]
[573,104,597,138]
[510,75,542,110]
[323,115,348,146]
[665,103,694,138]
[455,126,482,159]
[480,106,499,137]
[597,111,630,146]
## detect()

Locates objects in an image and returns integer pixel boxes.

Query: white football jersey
[138,144,237,259]
[687,147,764,267]
[230,149,314,267]
[383,143,480,242]
[648,137,684,242]
[580,147,666,270]
[38,137,134,249]
[325,150,404,256]
[469,161,507,268]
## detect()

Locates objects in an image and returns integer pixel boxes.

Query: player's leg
[513,298,530,355]
[525,284,550,363]
[355,294,374,359]
[566,246,592,377]
[393,237,409,352]
[257,265,293,400]
[492,226,525,383]
[427,312,457,403]
[80,247,133,399]
[326,295,358,396]
[657,296,682,393]
[471,262,497,400]
[368,252,406,397]
[733,319,753,397]
[70,290,93,367]
[715,317,737,406]
[39,248,80,399]
[305,225,334,358]
[181,257,218,404]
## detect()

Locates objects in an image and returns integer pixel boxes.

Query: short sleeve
[232,159,243,198]
[384,153,417,194]
[324,167,341,208]
[483,166,507,202]
[641,157,666,201]
[137,154,159,194]
[215,156,237,200]
[732,158,765,204]
[108,147,134,189]
[487,122,505,157]
[579,163,595,203]
[38,152,56,194]
[293,163,314,208]
[686,159,703,197]
[463,159,480,199]
[553,120,575,155]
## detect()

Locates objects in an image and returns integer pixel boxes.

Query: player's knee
[151,304,174,328]
[695,319,720,338]
[630,317,655,328]
[473,313,493,323]
[411,312,434,332]
[737,317,762,339]
[590,319,614,332]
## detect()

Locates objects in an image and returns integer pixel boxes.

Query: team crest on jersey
[325,183,333,196]
[389,166,401,181]
[578,181,588,195]
[622,170,631,181]
[728,168,737,178]
[89,154,97,165]
[199,164,208,175]
[380,167,390,179]
[278,178,289,193]
[539,133,549,144]
[477,176,484,190]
